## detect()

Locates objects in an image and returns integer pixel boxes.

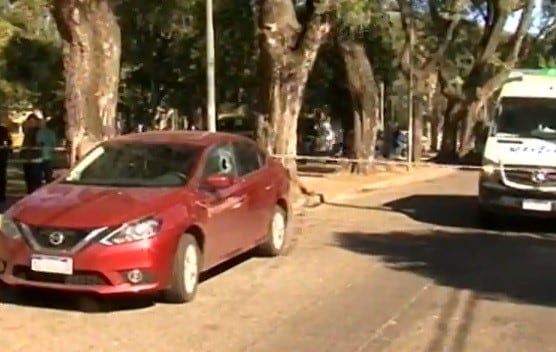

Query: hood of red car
[8,183,183,228]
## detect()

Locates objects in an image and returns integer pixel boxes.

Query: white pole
[379,82,385,130]
[407,23,414,168]
[206,0,216,132]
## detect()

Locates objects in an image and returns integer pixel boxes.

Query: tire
[163,234,202,304]
[257,206,290,257]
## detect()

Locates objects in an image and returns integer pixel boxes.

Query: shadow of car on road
[328,190,556,351]
[334,229,556,352]
[329,191,556,307]
[328,193,556,234]
[0,251,254,313]
[335,229,556,308]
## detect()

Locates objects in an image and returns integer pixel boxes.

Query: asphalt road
[2,170,556,352]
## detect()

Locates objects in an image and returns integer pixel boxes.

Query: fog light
[126,269,143,284]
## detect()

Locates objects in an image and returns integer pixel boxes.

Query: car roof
[108,130,252,147]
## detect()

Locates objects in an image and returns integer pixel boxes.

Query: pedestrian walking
[20,113,43,194]
[37,117,57,183]
[0,119,13,202]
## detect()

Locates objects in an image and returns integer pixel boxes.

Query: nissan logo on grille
[48,232,65,246]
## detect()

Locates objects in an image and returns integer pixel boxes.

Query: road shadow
[334,229,556,351]
[334,229,556,308]
[328,194,556,234]
[0,251,254,313]
[0,284,156,313]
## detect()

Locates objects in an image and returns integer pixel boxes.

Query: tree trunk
[430,117,439,152]
[256,0,333,174]
[457,101,480,158]
[266,64,310,168]
[429,85,445,152]
[438,96,482,162]
[339,40,379,174]
[411,98,424,162]
[52,0,121,164]
[438,98,464,162]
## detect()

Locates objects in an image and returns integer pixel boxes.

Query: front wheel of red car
[257,206,290,257]
[163,234,201,304]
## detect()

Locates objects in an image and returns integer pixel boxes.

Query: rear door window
[233,142,262,177]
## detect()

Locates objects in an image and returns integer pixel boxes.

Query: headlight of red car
[99,218,161,246]
[0,216,22,239]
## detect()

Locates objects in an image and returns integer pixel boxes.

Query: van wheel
[257,206,289,257]
[163,234,201,303]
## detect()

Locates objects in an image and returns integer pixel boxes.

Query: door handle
[264,184,273,191]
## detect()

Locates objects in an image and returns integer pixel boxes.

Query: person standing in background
[37,117,57,183]
[0,119,12,202]
[20,113,43,194]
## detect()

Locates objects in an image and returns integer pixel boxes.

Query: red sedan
[0,131,292,303]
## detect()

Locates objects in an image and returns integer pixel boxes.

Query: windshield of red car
[62,142,201,187]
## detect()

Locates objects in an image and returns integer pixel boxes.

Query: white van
[478,69,556,227]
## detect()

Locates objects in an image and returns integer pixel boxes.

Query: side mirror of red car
[204,174,234,190]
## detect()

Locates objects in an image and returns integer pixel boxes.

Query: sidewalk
[293,165,456,208]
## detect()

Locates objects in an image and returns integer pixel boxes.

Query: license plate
[522,200,552,211]
[31,255,73,275]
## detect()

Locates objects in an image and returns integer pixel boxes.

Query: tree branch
[469,0,489,24]
[480,0,534,98]
[519,18,556,63]
[502,0,535,63]
[395,0,413,77]
[423,0,462,72]
[438,65,463,100]
[293,0,335,55]
[397,0,461,80]
[476,1,511,65]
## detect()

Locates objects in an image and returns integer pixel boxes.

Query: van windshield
[496,97,556,139]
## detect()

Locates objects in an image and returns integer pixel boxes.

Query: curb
[294,167,457,209]
[358,167,456,192]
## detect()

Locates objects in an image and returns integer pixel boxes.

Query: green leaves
[0,0,62,113]
[336,0,375,29]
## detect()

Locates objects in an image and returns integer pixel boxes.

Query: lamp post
[407,22,414,168]
[206,0,216,132]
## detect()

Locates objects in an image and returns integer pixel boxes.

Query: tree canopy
[0,0,551,162]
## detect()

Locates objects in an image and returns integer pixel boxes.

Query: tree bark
[438,97,481,161]
[458,100,481,157]
[429,87,445,152]
[438,98,464,162]
[52,0,121,164]
[256,0,334,173]
[338,40,379,174]
[411,97,424,162]
[430,118,439,151]
[435,0,534,161]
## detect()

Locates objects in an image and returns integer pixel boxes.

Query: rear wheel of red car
[257,206,289,257]
[163,234,201,304]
